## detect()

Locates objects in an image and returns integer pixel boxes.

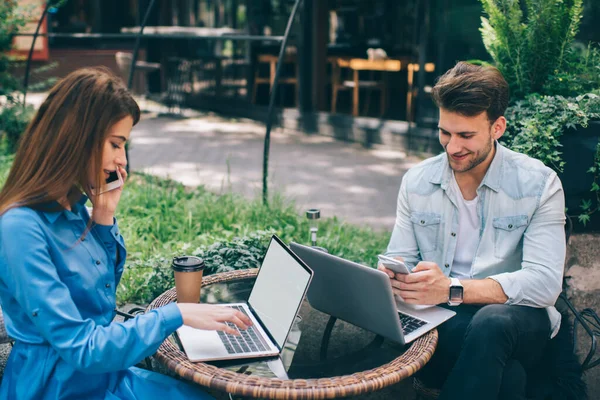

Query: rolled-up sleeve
[0,214,183,374]
[385,177,421,269]
[489,173,566,308]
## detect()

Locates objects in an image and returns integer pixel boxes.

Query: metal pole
[415,0,430,127]
[23,1,51,105]
[128,0,157,89]
[262,0,303,205]
[126,0,157,173]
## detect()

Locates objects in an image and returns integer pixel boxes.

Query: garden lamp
[306,209,321,247]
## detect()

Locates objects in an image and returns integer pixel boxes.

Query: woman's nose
[116,154,127,168]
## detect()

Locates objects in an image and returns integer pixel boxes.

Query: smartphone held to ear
[377,254,412,274]
[90,170,123,195]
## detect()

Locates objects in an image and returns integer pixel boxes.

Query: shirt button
[95,260,101,265]
[444,263,449,268]
[451,232,456,237]
[508,224,513,229]
[420,220,425,225]
[105,283,111,288]
[32,311,38,317]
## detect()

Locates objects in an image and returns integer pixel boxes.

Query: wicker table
[147,269,438,399]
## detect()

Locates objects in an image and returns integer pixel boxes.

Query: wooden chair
[406,62,435,123]
[251,53,298,106]
[114,52,161,109]
[331,58,401,117]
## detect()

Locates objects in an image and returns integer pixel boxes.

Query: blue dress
[0,196,212,399]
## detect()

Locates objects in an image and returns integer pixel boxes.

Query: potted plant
[479,0,600,230]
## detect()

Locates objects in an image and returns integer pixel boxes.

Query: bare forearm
[92,210,114,226]
[462,278,508,305]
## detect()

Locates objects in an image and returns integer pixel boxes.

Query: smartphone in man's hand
[377,254,412,274]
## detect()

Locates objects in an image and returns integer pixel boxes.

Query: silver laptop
[289,243,455,345]
[177,236,313,362]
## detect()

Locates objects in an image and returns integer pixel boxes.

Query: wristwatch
[448,278,464,306]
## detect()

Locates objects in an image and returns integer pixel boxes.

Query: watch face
[449,286,464,301]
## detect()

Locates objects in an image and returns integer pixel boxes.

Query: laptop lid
[248,236,313,349]
[289,242,406,343]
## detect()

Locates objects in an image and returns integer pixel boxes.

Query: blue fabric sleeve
[0,214,183,374]
[92,218,127,285]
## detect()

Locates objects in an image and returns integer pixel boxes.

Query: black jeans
[416,304,550,400]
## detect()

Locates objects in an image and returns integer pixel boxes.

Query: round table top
[147,268,438,399]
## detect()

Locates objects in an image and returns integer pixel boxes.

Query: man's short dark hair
[431,62,509,122]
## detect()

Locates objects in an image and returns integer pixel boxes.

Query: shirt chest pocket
[492,215,528,259]
[410,212,442,253]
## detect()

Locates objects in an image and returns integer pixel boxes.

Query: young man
[380,62,566,399]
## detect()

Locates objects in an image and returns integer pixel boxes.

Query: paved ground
[129,112,424,231]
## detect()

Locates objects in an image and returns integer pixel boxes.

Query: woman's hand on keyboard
[176,304,253,335]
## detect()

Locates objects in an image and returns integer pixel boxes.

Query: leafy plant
[543,43,600,97]
[0,103,34,153]
[0,1,63,154]
[107,173,390,304]
[480,0,600,226]
[480,0,586,100]
[0,1,30,154]
[503,93,600,172]
[119,231,273,304]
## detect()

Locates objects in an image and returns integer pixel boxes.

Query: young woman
[0,67,252,399]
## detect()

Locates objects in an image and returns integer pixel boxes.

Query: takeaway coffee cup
[172,256,205,303]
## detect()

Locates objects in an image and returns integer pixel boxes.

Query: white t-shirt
[450,173,480,279]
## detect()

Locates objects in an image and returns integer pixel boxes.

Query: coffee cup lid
[172,256,205,272]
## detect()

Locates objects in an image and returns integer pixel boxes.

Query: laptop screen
[248,236,312,348]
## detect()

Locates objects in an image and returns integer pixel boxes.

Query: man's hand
[377,256,403,279]
[390,261,451,305]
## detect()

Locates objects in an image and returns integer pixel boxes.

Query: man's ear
[492,116,506,141]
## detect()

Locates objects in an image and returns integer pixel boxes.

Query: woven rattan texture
[148,268,438,399]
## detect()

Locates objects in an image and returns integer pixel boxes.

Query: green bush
[543,44,600,97]
[0,103,34,153]
[0,2,30,154]
[0,2,63,154]
[0,158,391,305]
[119,231,273,305]
[115,173,390,304]
[480,0,588,99]
[503,93,600,172]
[480,0,600,225]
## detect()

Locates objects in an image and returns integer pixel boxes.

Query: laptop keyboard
[398,312,428,335]
[216,305,270,354]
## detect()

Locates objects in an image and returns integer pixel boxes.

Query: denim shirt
[0,196,183,399]
[386,143,566,337]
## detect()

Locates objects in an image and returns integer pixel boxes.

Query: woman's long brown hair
[0,67,140,215]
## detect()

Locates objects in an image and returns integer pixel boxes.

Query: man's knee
[465,304,518,342]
